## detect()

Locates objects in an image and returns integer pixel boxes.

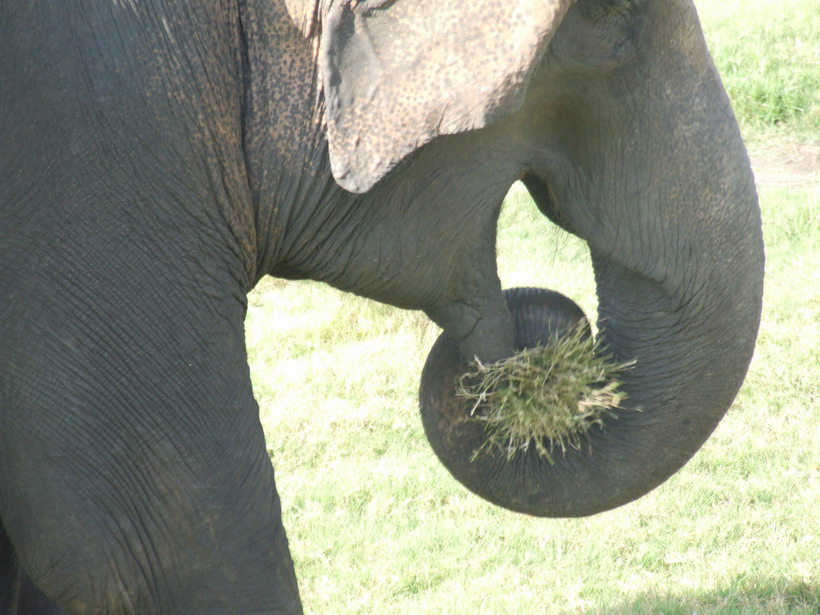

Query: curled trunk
[420,224,763,517]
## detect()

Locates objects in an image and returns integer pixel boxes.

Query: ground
[748,140,819,186]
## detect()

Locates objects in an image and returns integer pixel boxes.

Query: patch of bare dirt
[748,141,820,187]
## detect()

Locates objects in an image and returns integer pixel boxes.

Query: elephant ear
[319,0,575,193]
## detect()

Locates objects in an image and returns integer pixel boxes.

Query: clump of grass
[456,325,636,463]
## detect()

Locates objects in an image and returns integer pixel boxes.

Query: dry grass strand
[456,324,636,463]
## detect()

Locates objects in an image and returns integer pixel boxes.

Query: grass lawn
[698,0,819,140]
[245,2,819,612]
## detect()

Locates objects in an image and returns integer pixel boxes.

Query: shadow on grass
[588,577,818,615]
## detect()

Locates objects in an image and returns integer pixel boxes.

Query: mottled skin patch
[321,0,574,192]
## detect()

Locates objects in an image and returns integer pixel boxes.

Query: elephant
[0,0,764,612]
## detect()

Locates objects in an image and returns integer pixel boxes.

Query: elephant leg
[0,518,66,615]
[1,264,303,612]
[1,349,303,613]
[1,2,304,607]
[2,368,303,614]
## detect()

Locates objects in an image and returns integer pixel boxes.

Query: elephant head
[274,0,764,516]
[0,0,765,611]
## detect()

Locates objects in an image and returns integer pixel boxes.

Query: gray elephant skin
[0,0,764,612]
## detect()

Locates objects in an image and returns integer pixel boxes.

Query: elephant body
[0,0,763,612]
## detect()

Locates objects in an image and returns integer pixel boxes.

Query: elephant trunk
[419,157,764,519]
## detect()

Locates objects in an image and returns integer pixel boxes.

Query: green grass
[245,3,819,612]
[697,0,820,139]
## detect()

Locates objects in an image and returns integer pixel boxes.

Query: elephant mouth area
[519,172,572,233]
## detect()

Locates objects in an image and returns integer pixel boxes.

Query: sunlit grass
[698,0,820,139]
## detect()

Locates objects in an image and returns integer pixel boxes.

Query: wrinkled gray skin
[0,0,763,612]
